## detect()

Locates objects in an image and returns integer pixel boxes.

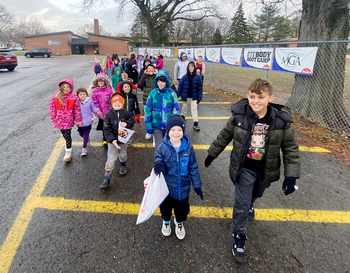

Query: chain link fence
[142,40,350,135]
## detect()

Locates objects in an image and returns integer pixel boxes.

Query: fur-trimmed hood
[92,73,111,88]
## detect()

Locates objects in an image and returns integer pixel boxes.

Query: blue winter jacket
[155,133,202,201]
[177,73,203,101]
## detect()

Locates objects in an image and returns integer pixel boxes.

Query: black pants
[60,129,72,149]
[96,118,107,141]
[160,196,190,222]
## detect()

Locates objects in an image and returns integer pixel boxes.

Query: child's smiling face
[97,80,105,88]
[61,83,71,94]
[78,92,87,102]
[123,84,131,93]
[112,100,123,110]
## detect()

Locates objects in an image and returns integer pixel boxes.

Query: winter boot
[119,162,127,176]
[100,169,113,190]
[232,233,247,264]
[63,147,72,162]
[193,121,200,131]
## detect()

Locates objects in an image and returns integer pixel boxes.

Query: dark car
[25,48,53,58]
[0,50,18,71]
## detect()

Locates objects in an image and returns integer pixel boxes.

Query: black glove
[282,177,296,195]
[153,161,165,175]
[197,100,201,104]
[194,188,204,200]
[204,155,215,168]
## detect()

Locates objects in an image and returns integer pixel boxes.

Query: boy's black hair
[196,66,201,71]
[249,78,273,95]
[146,63,155,69]
[157,76,166,82]
[120,80,133,93]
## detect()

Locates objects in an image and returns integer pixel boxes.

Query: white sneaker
[152,135,155,148]
[145,133,151,139]
[174,218,185,240]
[161,220,171,236]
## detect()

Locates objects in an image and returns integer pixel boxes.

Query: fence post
[209,62,213,86]
[264,43,272,79]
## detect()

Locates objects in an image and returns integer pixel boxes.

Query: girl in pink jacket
[49,78,82,162]
[91,73,114,147]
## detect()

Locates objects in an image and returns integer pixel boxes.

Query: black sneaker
[119,164,127,176]
[232,233,247,264]
[193,121,200,131]
[248,206,255,220]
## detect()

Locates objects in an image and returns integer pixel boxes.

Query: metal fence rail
[142,41,350,134]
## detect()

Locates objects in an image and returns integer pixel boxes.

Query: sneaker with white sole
[174,218,185,240]
[232,233,247,263]
[248,206,255,220]
[81,148,87,156]
[145,133,151,139]
[161,220,171,236]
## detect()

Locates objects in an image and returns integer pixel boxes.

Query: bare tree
[0,4,15,33]
[81,0,222,46]
[185,17,215,45]
[170,20,187,45]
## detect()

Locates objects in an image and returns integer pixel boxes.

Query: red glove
[75,121,82,126]
[96,110,103,119]
[135,114,140,123]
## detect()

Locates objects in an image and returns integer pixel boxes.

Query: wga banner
[221,48,243,66]
[186,48,194,60]
[194,48,205,60]
[272,47,318,75]
[205,48,220,63]
[242,48,273,70]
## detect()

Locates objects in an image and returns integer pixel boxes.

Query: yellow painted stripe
[54,139,330,153]
[29,197,350,223]
[0,144,63,273]
[139,101,231,104]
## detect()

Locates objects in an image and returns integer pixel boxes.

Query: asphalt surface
[0,56,349,273]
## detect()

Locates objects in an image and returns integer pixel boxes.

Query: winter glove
[204,155,215,168]
[146,129,154,135]
[96,110,103,119]
[194,188,204,200]
[197,100,201,104]
[135,114,140,123]
[282,177,296,195]
[153,161,165,175]
[75,121,82,126]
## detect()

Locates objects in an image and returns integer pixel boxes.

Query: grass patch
[13,51,25,56]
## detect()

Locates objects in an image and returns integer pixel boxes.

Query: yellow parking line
[54,140,330,153]
[28,196,350,223]
[0,144,63,273]
[138,101,231,104]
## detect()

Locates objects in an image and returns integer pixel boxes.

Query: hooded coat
[155,133,202,200]
[177,62,203,101]
[120,81,140,117]
[144,70,180,133]
[138,63,157,105]
[111,67,122,89]
[78,97,100,127]
[136,54,144,72]
[103,94,135,144]
[125,62,139,85]
[207,99,300,186]
[91,74,114,119]
[174,52,189,80]
[49,78,82,130]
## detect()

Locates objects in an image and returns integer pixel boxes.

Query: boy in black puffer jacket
[101,94,135,191]
[205,78,300,264]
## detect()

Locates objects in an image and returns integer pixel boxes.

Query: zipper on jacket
[177,153,181,200]
[126,94,129,111]
[262,117,274,184]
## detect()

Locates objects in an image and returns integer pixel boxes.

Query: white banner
[161,48,166,56]
[272,47,318,75]
[205,48,220,63]
[194,48,205,61]
[186,48,194,60]
[242,48,273,70]
[220,48,243,66]
[139,47,146,56]
[165,49,172,58]
[118,122,135,143]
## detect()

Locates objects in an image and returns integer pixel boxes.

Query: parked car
[25,48,53,58]
[0,50,18,71]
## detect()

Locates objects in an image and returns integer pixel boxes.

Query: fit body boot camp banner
[272,47,318,75]
[242,48,273,70]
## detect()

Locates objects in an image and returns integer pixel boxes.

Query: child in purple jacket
[91,73,114,147]
[77,87,103,156]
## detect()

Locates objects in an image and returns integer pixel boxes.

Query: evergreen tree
[212,28,223,45]
[228,3,253,44]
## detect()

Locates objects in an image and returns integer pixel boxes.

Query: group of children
[49,52,300,264]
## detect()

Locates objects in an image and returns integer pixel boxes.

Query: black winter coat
[208,99,300,186]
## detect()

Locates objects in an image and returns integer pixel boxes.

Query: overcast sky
[1,0,301,37]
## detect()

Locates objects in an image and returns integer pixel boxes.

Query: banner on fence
[205,48,220,63]
[194,48,205,61]
[220,48,243,66]
[242,48,273,70]
[186,48,194,60]
[139,48,146,56]
[165,49,172,58]
[161,48,166,56]
[272,47,318,75]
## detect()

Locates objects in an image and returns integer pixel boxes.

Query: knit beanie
[166,114,185,136]
[111,94,125,106]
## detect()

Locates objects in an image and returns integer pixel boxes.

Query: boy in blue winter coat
[153,114,203,240]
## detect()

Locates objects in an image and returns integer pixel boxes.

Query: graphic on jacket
[246,123,269,160]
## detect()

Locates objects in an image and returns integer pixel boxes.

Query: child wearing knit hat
[100,94,135,191]
[153,114,203,240]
